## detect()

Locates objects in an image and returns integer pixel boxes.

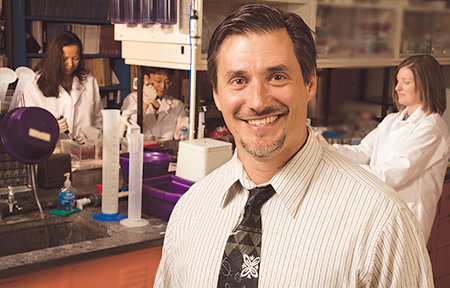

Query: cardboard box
[92,58,112,87]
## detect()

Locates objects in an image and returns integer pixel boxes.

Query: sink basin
[0,218,109,257]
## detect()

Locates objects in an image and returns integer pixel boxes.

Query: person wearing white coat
[22,73,103,138]
[332,55,450,241]
[19,31,103,138]
[121,67,189,141]
[122,92,188,141]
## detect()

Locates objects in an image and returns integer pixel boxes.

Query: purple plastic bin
[142,175,194,221]
[120,151,171,183]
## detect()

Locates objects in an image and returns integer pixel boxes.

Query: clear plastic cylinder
[141,0,156,24]
[127,131,143,221]
[111,0,125,23]
[124,0,141,24]
[101,110,121,215]
[157,0,177,25]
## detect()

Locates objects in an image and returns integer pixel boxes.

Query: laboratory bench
[0,168,167,287]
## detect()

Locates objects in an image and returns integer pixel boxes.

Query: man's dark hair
[207,4,317,91]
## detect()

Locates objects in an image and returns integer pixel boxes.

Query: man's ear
[213,89,222,112]
[306,74,317,102]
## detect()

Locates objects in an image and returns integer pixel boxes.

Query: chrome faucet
[0,184,22,213]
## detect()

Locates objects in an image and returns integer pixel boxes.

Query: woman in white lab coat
[21,31,103,138]
[332,55,450,241]
[121,67,189,141]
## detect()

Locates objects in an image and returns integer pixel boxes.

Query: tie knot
[248,185,275,210]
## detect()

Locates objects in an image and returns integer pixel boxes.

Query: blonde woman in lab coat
[121,67,189,140]
[332,55,450,241]
[21,31,103,138]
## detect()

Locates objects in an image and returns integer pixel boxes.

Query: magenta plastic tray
[142,174,194,221]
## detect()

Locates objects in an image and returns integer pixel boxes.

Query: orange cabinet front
[0,246,162,288]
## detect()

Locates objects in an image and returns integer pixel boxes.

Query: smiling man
[154,4,433,287]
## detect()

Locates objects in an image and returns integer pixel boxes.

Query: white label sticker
[28,128,51,142]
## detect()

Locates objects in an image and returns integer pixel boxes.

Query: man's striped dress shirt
[155,131,434,287]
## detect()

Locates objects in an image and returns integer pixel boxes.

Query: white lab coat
[334,107,450,241]
[121,92,189,141]
[20,73,103,137]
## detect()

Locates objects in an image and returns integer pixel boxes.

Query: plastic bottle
[141,0,156,24]
[110,0,125,24]
[180,128,188,141]
[156,0,177,24]
[58,173,77,211]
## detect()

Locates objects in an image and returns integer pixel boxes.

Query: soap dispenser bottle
[58,172,77,211]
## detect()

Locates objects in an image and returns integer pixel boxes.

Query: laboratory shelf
[26,53,124,58]
[11,0,131,105]
[24,16,111,24]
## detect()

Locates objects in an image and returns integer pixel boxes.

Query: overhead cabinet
[115,0,450,70]
[114,0,310,70]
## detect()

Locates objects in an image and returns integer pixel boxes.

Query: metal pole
[137,66,143,133]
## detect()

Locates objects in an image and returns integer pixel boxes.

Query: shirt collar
[401,106,426,123]
[220,127,323,218]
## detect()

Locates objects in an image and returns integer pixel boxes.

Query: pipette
[119,109,137,138]
[144,80,169,115]
[157,98,169,115]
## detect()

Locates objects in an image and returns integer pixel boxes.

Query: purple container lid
[120,151,172,183]
[119,151,172,164]
[0,107,59,164]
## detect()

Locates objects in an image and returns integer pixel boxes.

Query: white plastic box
[176,138,233,182]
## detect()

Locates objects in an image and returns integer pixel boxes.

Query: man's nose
[247,82,271,111]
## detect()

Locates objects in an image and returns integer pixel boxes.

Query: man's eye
[232,78,245,85]
[272,75,285,81]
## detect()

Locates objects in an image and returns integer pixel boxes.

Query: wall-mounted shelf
[25,16,112,24]
[0,0,13,68]
[11,0,131,104]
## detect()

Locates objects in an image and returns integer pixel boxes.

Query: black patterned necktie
[218,185,276,287]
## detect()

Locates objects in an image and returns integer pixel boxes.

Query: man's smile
[246,115,279,126]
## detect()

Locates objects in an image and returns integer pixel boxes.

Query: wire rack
[0,88,31,195]
[0,145,29,187]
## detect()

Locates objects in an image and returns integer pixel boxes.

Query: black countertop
[0,166,167,279]
[0,200,167,279]
[0,139,195,279]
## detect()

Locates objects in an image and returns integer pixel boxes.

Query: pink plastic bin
[142,174,194,221]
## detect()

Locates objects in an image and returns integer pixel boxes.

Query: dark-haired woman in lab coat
[21,31,103,138]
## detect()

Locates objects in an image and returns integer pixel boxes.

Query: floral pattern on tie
[241,254,260,279]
